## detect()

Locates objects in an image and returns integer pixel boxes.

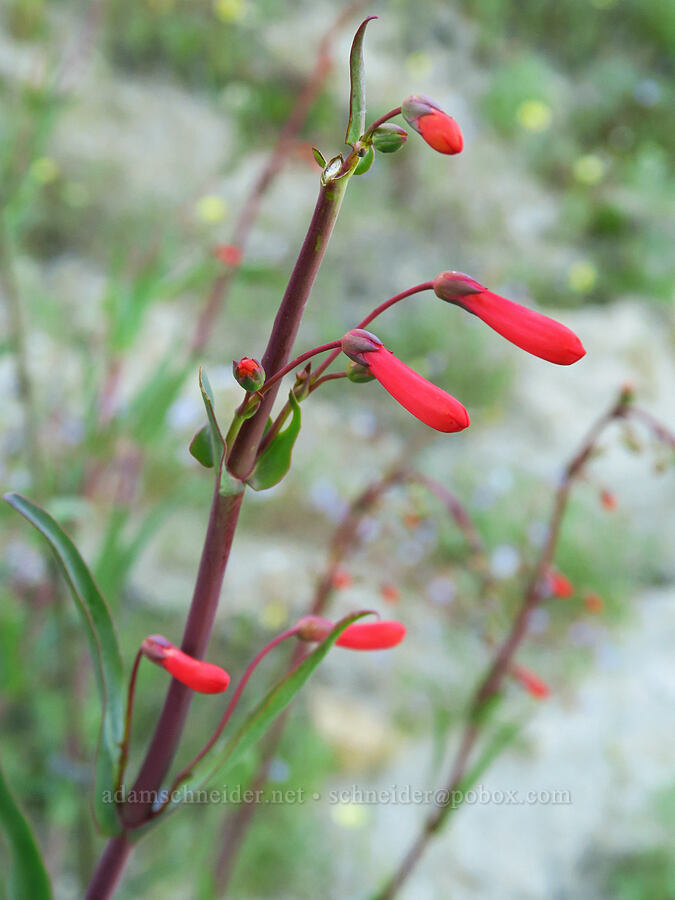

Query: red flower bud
[141,635,230,694]
[341,329,470,433]
[511,663,550,699]
[295,616,406,650]
[584,591,604,614]
[331,568,353,589]
[233,357,265,392]
[214,244,242,267]
[434,271,586,366]
[401,94,463,155]
[547,571,574,598]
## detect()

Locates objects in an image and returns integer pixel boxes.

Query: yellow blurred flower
[30,156,59,184]
[568,261,598,293]
[330,801,369,829]
[213,0,246,23]
[259,601,288,630]
[196,194,228,224]
[405,52,433,79]
[516,100,552,132]
[573,154,606,185]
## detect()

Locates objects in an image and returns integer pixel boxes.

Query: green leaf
[247,391,301,491]
[189,424,214,468]
[199,367,225,466]
[312,147,326,168]
[354,145,374,175]
[153,611,369,825]
[345,16,377,146]
[3,493,125,836]
[0,757,52,900]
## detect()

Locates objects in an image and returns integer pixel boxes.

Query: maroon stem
[121,487,244,827]
[227,174,350,480]
[189,0,368,356]
[84,835,133,900]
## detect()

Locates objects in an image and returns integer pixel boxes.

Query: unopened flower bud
[346,361,376,383]
[141,634,230,694]
[341,328,383,366]
[295,616,333,643]
[372,123,408,153]
[401,94,463,155]
[233,358,265,392]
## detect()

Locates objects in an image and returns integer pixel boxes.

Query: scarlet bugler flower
[401,94,463,155]
[341,328,470,433]
[511,663,550,699]
[547,570,574,598]
[214,244,242,267]
[296,616,406,651]
[233,357,265,392]
[433,271,586,366]
[141,635,231,694]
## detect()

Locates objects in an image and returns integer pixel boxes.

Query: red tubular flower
[433,271,586,366]
[511,663,550,699]
[141,635,230,694]
[548,570,574,598]
[401,94,463,155]
[295,616,406,651]
[341,329,470,433]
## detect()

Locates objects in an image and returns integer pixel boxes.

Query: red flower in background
[401,94,464,155]
[511,663,550,699]
[548,570,574,598]
[341,329,470,433]
[600,489,617,511]
[433,271,586,366]
[141,635,231,694]
[214,244,243,267]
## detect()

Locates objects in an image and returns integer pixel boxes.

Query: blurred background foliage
[0,0,673,898]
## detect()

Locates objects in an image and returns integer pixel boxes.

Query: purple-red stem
[156,627,299,810]
[227,175,350,480]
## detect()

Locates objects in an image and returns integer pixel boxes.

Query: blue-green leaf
[0,758,52,900]
[345,16,377,146]
[247,391,301,491]
[4,493,125,836]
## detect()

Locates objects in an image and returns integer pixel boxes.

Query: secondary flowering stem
[256,341,342,397]
[363,106,403,138]
[372,390,642,900]
[115,649,143,795]
[154,627,300,816]
[311,282,435,381]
